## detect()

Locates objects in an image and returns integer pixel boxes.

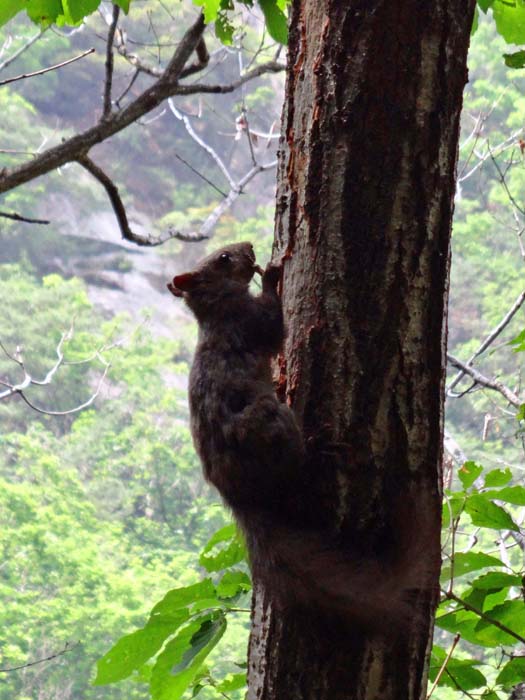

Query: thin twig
[447,354,521,407]
[0,211,49,225]
[427,634,461,699]
[115,68,139,108]
[103,4,120,119]
[447,290,525,393]
[0,48,95,87]
[197,161,277,238]
[489,144,525,217]
[0,642,79,673]
[174,153,228,197]
[18,362,110,415]
[0,28,48,73]
[169,101,237,191]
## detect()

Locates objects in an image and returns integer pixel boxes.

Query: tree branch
[0,28,48,73]
[0,210,49,225]
[169,101,237,190]
[103,4,120,118]
[0,13,207,194]
[0,329,116,415]
[0,48,95,87]
[442,590,525,646]
[447,353,522,408]
[0,642,79,673]
[76,154,207,245]
[175,60,285,96]
[447,290,525,393]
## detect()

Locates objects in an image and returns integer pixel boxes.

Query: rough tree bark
[248,2,476,699]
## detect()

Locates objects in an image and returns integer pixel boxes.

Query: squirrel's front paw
[262,263,281,293]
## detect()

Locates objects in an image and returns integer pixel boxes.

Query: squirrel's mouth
[167,273,195,297]
[167,280,183,297]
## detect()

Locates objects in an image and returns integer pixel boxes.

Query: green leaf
[517,404,525,421]
[193,0,221,23]
[470,571,523,590]
[216,570,252,598]
[483,468,513,487]
[199,524,246,572]
[497,657,525,688]
[472,5,479,34]
[465,493,519,531]
[94,620,185,685]
[474,600,525,646]
[215,11,234,44]
[441,552,505,582]
[0,0,25,26]
[258,0,288,44]
[492,0,525,44]
[442,492,465,523]
[150,580,217,619]
[481,692,503,700]
[114,0,130,12]
[441,661,487,691]
[436,608,499,647]
[26,0,63,25]
[459,461,483,488]
[217,672,247,692]
[484,485,525,505]
[150,613,227,700]
[60,0,100,24]
[509,328,525,352]
[94,581,217,685]
[478,0,495,12]
[503,50,525,69]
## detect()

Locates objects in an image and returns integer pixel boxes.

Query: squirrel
[168,242,431,630]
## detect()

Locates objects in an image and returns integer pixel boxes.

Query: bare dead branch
[0,328,115,415]
[103,4,120,118]
[447,353,522,408]
[175,60,285,96]
[447,290,525,393]
[116,30,210,81]
[0,14,207,194]
[0,642,79,673]
[76,154,207,245]
[169,101,237,190]
[167,96,277,237]
[0,28,48,73]
[17,361,110,416]
[0,48,95,87]
[488,144,525,217]
[459,128,524,183]
[427,634,461,699]
[116,40,163,78]
[0,210,49,225]
[198,160,277,238]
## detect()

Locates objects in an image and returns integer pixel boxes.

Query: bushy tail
[238,505,438,634]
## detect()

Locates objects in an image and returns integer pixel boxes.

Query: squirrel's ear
[167,272,199,297]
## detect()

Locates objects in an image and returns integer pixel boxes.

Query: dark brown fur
[168,242,431,631]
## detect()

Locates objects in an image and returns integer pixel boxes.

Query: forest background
[1,2,525,699]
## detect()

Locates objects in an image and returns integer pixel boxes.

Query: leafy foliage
[94,528,250,700]
[0,0,289,45]
[436,460,525,698]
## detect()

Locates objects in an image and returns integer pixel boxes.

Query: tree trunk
[247,2,476,699]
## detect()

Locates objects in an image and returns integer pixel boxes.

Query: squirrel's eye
[219,253,232,264]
